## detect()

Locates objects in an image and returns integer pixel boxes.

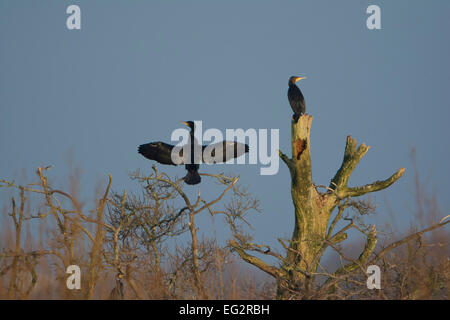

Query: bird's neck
[189,130,195,152]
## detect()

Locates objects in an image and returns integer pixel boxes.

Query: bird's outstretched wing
[138,142,184,165]
[202,141,249,164]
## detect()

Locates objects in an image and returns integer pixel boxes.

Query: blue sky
[1,1,449,252]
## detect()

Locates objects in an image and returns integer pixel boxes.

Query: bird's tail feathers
[184,170,201,185]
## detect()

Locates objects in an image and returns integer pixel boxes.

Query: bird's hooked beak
[295,76,307,82]
[181,121,189,127]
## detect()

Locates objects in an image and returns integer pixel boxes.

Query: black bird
[138,121,249,185]
[182,121,201,185]
[288,76,306,122]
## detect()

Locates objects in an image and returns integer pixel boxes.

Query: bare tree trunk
[8,190,25,299]
[276,115,404,298]
[86,175,111,299]
[230,114,405,299]
[188,210,207,299]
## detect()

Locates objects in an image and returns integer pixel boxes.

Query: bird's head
[289,75,307,85]
[181,121,195,131]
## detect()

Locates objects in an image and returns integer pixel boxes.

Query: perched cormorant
[288,76,306,122]
[138,121,249,185]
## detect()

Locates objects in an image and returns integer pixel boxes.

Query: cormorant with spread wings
[138,121,249,185]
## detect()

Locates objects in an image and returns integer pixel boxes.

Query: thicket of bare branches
[0,158,448,299]
[0,166,269,299]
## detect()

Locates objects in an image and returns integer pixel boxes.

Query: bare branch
[344,168,405,198]
[370,219,450,264]
[229,239,280,278]
[330,136,370,189]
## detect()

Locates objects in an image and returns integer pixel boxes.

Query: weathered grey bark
[230,114,405,299]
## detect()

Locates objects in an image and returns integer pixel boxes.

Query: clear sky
[1,1,449,251]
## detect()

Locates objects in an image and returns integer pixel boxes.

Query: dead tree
[231,114,408,299]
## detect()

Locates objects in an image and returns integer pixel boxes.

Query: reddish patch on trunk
[295,139,307,160]
[315,193,326,209]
